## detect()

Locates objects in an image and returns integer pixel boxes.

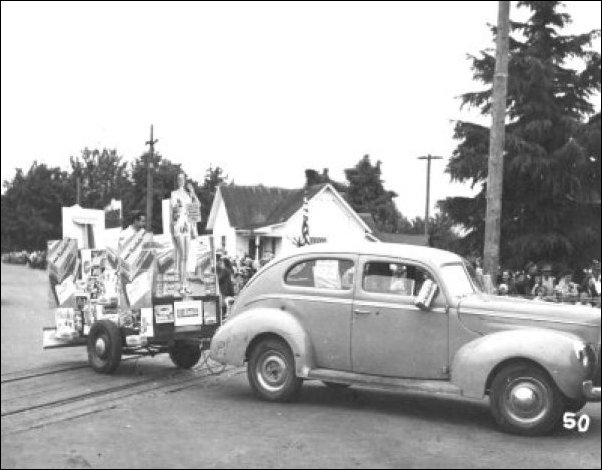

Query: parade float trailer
[43,204,222,374]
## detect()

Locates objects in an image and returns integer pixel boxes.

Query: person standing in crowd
[540,265,556,295]
[555,270,579,303]
[217,256,235,317]
[118,211,146,250]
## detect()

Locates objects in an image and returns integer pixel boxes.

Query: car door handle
[354,309,371,315]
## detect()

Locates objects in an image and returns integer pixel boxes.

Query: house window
[221,236,226,251]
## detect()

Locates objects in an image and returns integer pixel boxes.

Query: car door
[351,255,449,380]
[283,256,357,372]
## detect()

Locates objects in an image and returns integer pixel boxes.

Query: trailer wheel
[169,340,202,369]
[87,320,122,374]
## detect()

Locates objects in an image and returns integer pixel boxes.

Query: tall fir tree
[440,1,601,270]
[344,155,411,233]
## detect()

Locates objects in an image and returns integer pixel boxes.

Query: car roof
[287,241,463,266]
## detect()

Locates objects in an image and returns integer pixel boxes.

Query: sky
[1,1,600,219]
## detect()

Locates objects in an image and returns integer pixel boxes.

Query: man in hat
[118,211,146,251]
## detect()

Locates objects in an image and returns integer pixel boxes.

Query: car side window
[285,259,355,290]
[363,262,432,296]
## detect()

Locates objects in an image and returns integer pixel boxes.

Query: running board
[307,369,462,396]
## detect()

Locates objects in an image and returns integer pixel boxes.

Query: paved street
[1,263,600,469]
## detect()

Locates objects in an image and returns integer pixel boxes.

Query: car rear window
[285,259,355,290]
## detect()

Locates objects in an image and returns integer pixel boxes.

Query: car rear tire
[490,363,565,436]
[247,338,302,402]
[169,340,202,369]
[87,320,122,374]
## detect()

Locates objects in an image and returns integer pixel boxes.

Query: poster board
[47,238,79,308]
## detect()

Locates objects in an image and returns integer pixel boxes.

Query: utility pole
[76,177,81,206]
[417,154,443,238]
[145,125,158,232]
[484,0,511,282]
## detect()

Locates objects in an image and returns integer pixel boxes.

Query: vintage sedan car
[210,243,601,435]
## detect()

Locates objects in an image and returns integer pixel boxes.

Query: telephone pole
[145,125,158,231]
[484,0,511,282]
[417,154,443,238]
[76,177,81,206]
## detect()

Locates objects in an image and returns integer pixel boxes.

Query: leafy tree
[123,152,183,234]
[409,214,462,252]
[70,148,131,211]
[440,1,601,269]
[1,163,73,251]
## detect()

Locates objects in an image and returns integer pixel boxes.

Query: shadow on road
[213,378,601,439]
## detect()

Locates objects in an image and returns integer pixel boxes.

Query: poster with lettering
[118,230,154,309]
[313,260,342,290]
[47,238,79,308]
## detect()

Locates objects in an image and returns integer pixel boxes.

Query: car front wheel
[490,363,565,436]
[247,338,302,402]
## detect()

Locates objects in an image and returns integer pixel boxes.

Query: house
[206,183,379,260]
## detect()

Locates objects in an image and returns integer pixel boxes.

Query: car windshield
[439,261,482,298]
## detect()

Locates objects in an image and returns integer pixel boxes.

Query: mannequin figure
[170,172,199,295]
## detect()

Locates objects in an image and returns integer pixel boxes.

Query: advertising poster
[173,301,203,327]
[203,299,218,325]
[313,259,342,290]
[154,304,175,324]
[118,230,154,309]
[55,308,78,338]
[47,238,79,308]
[140,307,154,337]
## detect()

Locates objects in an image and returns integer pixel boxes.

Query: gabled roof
[216,184,327,230]
[358,213,378,232]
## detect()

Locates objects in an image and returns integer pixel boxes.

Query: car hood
[458,294,601,344]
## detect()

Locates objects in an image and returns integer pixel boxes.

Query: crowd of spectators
[2,250,47,270]
[215,251,276,298]
[470,258,601,307]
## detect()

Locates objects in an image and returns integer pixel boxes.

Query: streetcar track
[1,365,235,435]
[1,360,233,419]
[26,405,119,431]
[0,357,139,384]
[1,375,167,417]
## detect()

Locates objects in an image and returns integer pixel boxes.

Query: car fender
[210,308,314,377]
[451,328,589,401]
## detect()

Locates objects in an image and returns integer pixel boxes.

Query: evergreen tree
[440,1,601,269]
[344,155,411,233]
[194,165,228,232]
